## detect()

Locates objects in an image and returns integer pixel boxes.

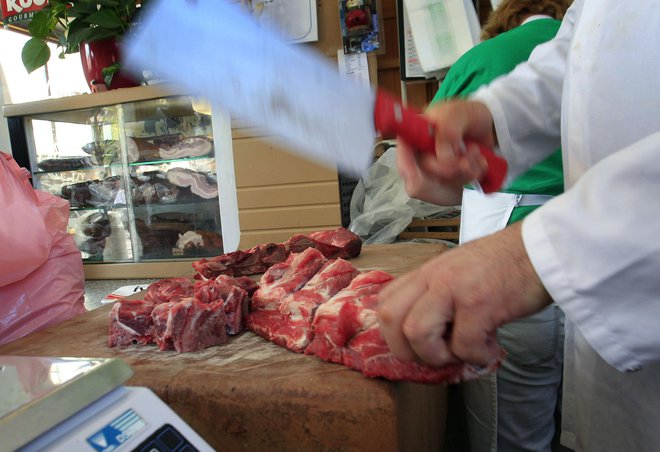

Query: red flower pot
[79,38,140,91]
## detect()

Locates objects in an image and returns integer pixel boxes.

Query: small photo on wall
[339,0,383,54]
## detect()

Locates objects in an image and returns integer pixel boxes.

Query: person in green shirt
[397,1,572,450]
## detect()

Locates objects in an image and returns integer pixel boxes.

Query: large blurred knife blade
[123,0,506,190]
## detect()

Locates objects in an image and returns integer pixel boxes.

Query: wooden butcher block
[0,242,451,452]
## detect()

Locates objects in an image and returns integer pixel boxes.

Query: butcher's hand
[407,100,496,189]
[378,222,552,367]
[396,138,463,206]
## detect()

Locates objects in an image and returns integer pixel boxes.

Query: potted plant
[21,0,148,90]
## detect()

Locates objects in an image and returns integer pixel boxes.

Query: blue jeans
[462,304,565,452]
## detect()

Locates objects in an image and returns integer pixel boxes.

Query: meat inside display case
[7,90,238,264]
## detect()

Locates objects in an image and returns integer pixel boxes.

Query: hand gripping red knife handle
[373,90,508,194]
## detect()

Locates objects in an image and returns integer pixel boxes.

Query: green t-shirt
[431,19,564,224]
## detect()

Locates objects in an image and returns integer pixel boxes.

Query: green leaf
[84,9,125,29]
[67,2,99,18]
[66,16,88,36]
[102,62,121,88]
[27,10,52,39]
[66,27,95,53]
[21,38,51,73]
[50,2,69,17]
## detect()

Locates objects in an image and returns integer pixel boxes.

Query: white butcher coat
[473,1,660,450]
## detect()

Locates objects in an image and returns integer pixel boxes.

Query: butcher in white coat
[378,1,660,450]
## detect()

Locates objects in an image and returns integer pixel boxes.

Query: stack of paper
[403,0,480,76]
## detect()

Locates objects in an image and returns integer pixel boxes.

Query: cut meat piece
[174,230,224,256]
[108,299,155,347]
[192,243,288,279]
[193,279,229,304]
[251,248,327,311]
[151,301,177,351]
[191,228,363,279]
[343,316,488,384]
[248,248,327,343]
[166,167,218,199]
[246,309,286,345]
[144,277,195,304]
[192,249,247,279]
[221,286,249,335]
[305,270,393,364]
[159,136,213,159]
[152,282,244,351]
[193,279,249,335]
[215,274,259,296]
[280,259,360,324]
[339,294,486,383]
[275,259,360,352]
[224,242,288,276]
[109,274,252,352]
[166,298,228,353]
[306,270,497,383]
[285,227,362,259]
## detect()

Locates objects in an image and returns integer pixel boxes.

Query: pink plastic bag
[0,152,85,345]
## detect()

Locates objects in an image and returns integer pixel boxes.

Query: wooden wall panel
[237,182,340,209]
[240,204,341,230]
[231,133,342,249]
[232,137,338,187]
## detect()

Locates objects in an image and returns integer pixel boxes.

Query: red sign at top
[1,0,48,25]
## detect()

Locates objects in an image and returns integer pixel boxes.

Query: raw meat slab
[192,227,361,279]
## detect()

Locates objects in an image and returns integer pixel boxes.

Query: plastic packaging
[0,153,85,345]
[349,147,456,244]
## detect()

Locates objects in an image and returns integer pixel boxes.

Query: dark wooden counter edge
[0,242,450,451]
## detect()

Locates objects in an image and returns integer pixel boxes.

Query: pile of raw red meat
[108,227,490,383]
[108,275,258,353]
[108,228,360,353]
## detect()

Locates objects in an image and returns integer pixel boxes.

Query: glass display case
[4,86,239,270]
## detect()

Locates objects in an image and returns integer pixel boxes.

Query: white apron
[459,189,553,245]
[460,188,563,452]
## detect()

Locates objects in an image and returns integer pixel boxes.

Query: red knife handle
[373,90,507,193]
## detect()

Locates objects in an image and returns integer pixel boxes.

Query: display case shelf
[70,205,127,212]
[3,86,236,274]
[128,155,214,167]
[32,165,123,175]
[31,155,216,175]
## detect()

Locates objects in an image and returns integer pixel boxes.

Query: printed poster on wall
[403,0,478,73]
[1,0,47,27]
[397,0,426,81]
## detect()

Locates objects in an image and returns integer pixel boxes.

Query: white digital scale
[0,356,213,452]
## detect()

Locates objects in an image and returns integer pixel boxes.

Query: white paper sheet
[337,50,371,90]
[403,0,478,72]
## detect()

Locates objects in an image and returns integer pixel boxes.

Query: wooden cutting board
[0,242,450,452]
